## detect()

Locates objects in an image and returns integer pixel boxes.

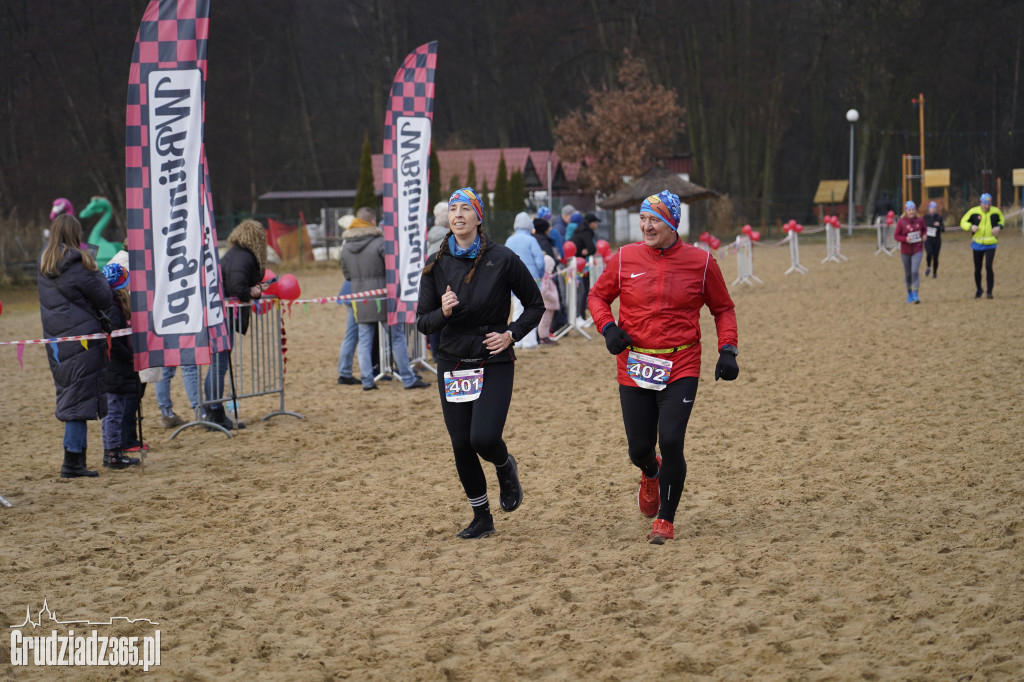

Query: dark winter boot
[103,448,140,469]
[61,448,98,478]
[496,454,523,512]
[203,406,246,431]
[457,508,495,539]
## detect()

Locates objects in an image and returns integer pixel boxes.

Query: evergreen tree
[428,148,441,209]
[509,170,525,213]
[353,131,376,211]
[494,151,510,212]
[466,160,477,190]
[448,174,461,195]
[480,180,490,223]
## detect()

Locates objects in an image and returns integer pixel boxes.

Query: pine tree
[466,160,477,190]
[448,174,461,195]
[480,180,490,223]
[509,170,525,213]
[494,151,510,212]
[353,131,376,211]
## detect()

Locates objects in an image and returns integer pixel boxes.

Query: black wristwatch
[720,344,738,356]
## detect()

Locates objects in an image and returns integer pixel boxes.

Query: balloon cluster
[783,219,804,234]
[823,215,842,229]
[886,210,895,226]
[740,224,762,242]
[698,231,722,250]
[262,269,302,301]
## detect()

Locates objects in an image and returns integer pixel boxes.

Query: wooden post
[918,93,926,206]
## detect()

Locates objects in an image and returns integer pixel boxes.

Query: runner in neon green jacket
[959,193,1004,298]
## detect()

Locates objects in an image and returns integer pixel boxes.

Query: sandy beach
[1,226,1022,680]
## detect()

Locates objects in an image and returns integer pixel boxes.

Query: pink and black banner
[381,41,438,325]
[125,0,228,371]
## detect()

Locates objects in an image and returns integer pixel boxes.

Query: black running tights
[619,377,699,523]
[972,248,996,293]
[437,359,514,505]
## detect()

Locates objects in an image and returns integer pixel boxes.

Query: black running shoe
[457,512,495,539]
[496,455,523,512]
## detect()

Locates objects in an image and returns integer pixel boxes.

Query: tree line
[2,0,1022,242]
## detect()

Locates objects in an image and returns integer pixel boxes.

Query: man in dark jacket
[571,213,600,321]
[341,207,429,391]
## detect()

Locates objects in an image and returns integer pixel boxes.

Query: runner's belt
[627,342,695,354]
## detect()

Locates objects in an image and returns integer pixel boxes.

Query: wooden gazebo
[598,165,718,210]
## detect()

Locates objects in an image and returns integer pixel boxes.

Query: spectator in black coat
[37,214,113,478]
[571,213,600,320]
[204,219,269,430]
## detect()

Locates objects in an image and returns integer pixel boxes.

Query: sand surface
[1,228,1022,680]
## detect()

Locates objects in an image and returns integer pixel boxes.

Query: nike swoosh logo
[683,398,693,403]
[630,272,646,278]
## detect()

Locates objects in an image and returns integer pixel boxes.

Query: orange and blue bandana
[640,190,681,231]
[449,187,484,224]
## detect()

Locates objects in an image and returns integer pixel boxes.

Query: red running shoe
[637,454,661,518]
[124,443,149,453]
[648,518,674,544]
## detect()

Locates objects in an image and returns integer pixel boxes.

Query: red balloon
[795,224,804,233]
[596,239,611,257]
[0,299,3,317]
[698,231,710,243]
[262,268,277,283]
[751,230,761,242]
[276,273,301,301]
[261,268,279,295]
[575,256,586,272]
[709,237,721,250]
[741,224,753,235]
[562,240,577,261]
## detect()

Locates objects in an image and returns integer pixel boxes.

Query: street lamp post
[846,109,859,237]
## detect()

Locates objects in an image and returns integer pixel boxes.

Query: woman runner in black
[417,188,544,539]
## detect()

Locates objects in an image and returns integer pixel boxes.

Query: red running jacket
[588,238,738,385]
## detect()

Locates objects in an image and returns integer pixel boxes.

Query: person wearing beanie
[922,201,945,278]
[565,210,585,242]
[505,211,545,349]
[417,188,544,540]
[894,201,926,303]
[99,262,142,469]
[960,193,1005,298]
[588,189,739,544]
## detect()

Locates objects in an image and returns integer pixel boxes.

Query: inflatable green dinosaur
[79,196,123,268]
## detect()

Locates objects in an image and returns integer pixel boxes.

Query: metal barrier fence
[170,297,303,439]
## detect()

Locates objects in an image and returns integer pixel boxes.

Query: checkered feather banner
[125,0,227,370]
[381,41,438,325]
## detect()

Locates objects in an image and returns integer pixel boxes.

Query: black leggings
[619,377,699,523]
[924,238,941,273]
[972,248,996,294]
[436,359,514,506]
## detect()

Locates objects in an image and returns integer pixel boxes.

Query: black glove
[991,214,1001,227]
[602,323,633,355]
[715,349,739,381]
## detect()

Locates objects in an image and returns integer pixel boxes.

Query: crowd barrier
[875,218,897,256]
[821,224,848,264]
[731,235,764,287]
[171,297,303,439]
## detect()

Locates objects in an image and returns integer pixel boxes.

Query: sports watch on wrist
[720,344,738,356]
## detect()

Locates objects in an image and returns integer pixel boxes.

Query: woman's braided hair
[421,228,487,284]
